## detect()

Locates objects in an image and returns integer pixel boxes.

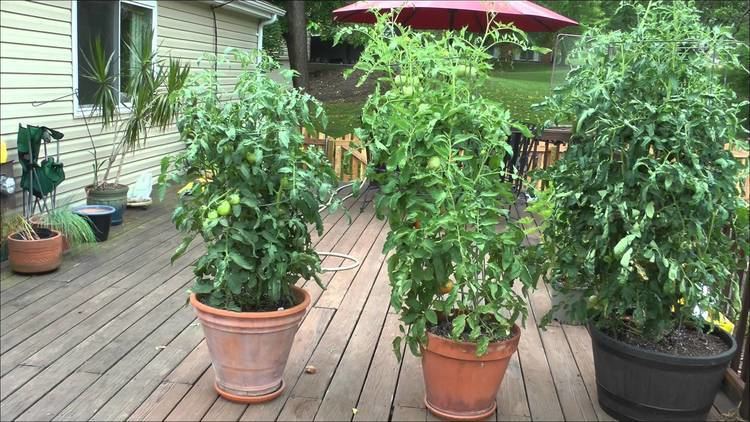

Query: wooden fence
[303,127,748,203]
[302,130,367,182]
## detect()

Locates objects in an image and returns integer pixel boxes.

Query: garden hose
[316,181,365,273]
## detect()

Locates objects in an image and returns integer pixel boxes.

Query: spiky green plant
[42,208,97,247]
[81,30,191,190]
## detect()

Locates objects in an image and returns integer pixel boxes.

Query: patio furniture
[333,1,578,33]
[16,124,65,217]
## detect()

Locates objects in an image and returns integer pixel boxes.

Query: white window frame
[71,0,158,118]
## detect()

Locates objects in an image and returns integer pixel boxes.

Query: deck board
[0,193,733,421]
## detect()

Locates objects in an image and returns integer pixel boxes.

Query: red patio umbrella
[333,0,578,32]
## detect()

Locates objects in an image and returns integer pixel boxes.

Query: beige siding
[0,0,263,211]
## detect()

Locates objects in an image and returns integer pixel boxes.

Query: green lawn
[322,63,555,137]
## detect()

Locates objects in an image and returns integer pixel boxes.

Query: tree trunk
[285,0,308,89]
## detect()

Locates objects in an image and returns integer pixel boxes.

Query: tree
[267,1,348,89]
[285,0,308,88]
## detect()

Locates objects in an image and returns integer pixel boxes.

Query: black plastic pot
[73,205,116,242]
[590,323,736,421]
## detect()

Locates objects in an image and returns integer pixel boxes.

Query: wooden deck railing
[302,129,368,182]
[302,126,748,203]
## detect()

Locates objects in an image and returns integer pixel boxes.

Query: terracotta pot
[190,286,310,403]
[7,228,63,274]
[422,325,521,421]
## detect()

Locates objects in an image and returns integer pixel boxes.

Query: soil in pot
[86,183,128,226]
[73,205,116,242]
[612,325,730,357]
[591,323,736,421]
[422,324,521,421]
[190,286,310,404]
[7,227,63,274]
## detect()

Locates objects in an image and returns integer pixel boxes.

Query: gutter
[257,13,278,51]
[208,0,285,19]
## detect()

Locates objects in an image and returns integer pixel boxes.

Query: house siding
[0,0,263,211]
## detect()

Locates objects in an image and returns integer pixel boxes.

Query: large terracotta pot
[422,325,521,421]
[7,228,63,273]
[190,286,310,403]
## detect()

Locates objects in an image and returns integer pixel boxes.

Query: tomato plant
[337,14,547,357]
[159,51,339,312]
[536,2,749,339]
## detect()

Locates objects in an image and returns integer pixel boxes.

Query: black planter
[73,205,116,242]
[590,324,736,421]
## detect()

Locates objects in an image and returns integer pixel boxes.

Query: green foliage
[536,1,749,339]
[262,21,286,61]
[42,208,97,247]
[321,64,553,137]
[268,0,349,41]
[159,50,339,312]
[338,14,545,357]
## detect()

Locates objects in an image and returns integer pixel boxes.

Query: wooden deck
[0,193,737,421]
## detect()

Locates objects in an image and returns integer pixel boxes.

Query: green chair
[17,124,65,216]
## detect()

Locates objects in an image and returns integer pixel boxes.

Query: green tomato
[216,200,231,216]
[402,85,415,96]
[245,151,256,164]
[207,210,218,220]
[427,156,441,170]
[417,104,430,114]
[409,76,420,85]
[228,194,240,205]
[489,156,502,170]
[455,65,468,76]
[467,67,478,77]
[394,75,408,86]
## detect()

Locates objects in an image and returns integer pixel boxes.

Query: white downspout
[257,13,278,51]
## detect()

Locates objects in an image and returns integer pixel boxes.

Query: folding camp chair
[17,124,65,217]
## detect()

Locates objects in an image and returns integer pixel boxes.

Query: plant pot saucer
[126,198,152,208]
[214,380,285,404]
[425,395,496,421]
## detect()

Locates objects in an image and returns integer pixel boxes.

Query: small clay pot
[7,228,63,274]
[190,286,310,403]
[422,325,521,421]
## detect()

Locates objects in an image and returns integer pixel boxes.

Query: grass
[321,63,555,137]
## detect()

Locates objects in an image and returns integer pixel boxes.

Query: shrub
[338,14,545,357]
[160,51,339,312]
[537,1,749,338]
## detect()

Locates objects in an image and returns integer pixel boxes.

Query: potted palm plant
[537,2,748,420]
[81,33,190,225]
[338,14,544,420]
[159,51,338,403]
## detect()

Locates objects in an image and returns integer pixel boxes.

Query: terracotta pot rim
[189,286,310,319]
[424,324,521,360]
[7,229,62,243]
